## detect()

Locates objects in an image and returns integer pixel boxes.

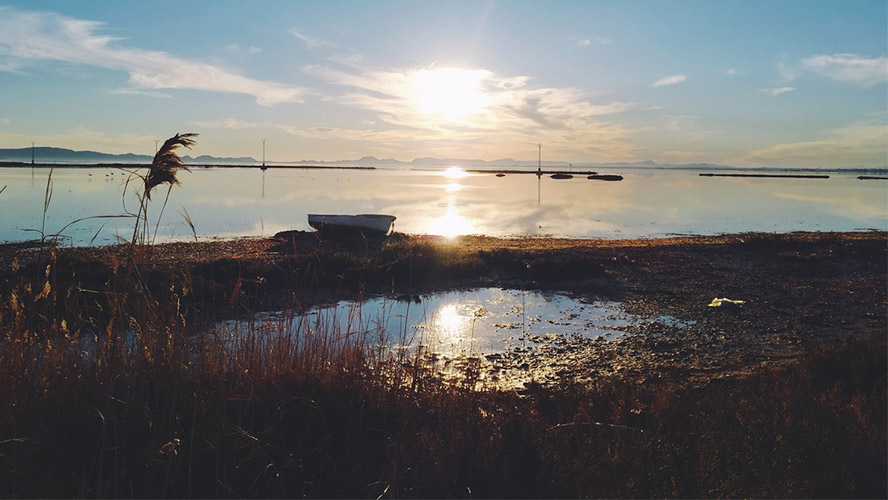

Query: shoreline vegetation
[0,229,885,498]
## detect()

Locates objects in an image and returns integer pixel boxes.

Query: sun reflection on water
[432,304,465,342]
[425,301,487,356]
[443,166,468,179]
[425,167,474,236]
[428,203,474,237]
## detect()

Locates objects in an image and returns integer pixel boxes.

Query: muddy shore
[2,230,885,387]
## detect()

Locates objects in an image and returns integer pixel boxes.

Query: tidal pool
[217,287,692,359]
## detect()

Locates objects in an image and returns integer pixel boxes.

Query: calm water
[0,166,885,245]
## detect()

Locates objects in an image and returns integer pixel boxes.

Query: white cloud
[290,29,336,49]
[0,6,305,106]
[800,54,887,87]
[760,86,795,96]
[725,68,737,76]
[651,74,687,87]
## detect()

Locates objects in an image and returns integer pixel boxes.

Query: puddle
[217,288,692,358]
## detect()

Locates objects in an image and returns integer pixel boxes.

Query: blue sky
[0,0,885,167]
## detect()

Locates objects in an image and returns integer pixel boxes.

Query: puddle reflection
[218,288,692,359]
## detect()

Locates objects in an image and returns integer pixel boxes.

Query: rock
[708,297,745,308]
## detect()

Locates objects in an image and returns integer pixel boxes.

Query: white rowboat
[307,214,396,236]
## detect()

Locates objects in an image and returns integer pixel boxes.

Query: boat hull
[308,214,396,236]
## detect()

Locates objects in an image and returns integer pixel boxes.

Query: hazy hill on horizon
[0,147,256,165]
[1,146,883,171]
[0,146,741,169]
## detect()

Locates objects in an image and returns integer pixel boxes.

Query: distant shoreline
[0,161,885,175]
[0,161,376,170]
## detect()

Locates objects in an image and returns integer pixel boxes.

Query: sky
[0,0,885,168]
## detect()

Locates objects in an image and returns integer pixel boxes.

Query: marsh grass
[0,237,884,498]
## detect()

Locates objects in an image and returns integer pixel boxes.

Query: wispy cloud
[109,88,172,98]
[760,86,795,97]
[576,36,611,47]
[0,128,162,154]
[742,121,887,168]
[225,43,262,57]
[0,6,305,106]
[300,64,639,159]
[777,60,799,81]
[651,74,687,87]
[800,54,887,87]
[659,114,699,132]
[191,118,258,129]
[290,28,336,49]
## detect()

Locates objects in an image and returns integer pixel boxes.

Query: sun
[414,68,490,119]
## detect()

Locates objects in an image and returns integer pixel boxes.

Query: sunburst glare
[428,203,474,237]
[414,68,491,119]
[432,303,466,342]
[443,166,468,179]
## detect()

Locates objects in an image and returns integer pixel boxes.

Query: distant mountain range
[0,146,738,169]
[1,146,884,172]
[0,147,255,165]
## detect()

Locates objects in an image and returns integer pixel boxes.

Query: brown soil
[3,230,885,388]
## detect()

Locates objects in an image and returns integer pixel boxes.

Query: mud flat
[3,230,885,386]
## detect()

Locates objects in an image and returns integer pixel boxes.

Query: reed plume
[144,132,197,200]
[131,132,198,246]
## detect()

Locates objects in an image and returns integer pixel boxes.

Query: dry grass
[0,235,885,498]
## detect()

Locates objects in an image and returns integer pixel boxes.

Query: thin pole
[31,141,35,165]
[262,138,267,167]
[537,143,542,205]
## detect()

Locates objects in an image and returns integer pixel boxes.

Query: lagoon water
[0,165,885,246]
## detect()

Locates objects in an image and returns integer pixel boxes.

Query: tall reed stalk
[131,133,197,247]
